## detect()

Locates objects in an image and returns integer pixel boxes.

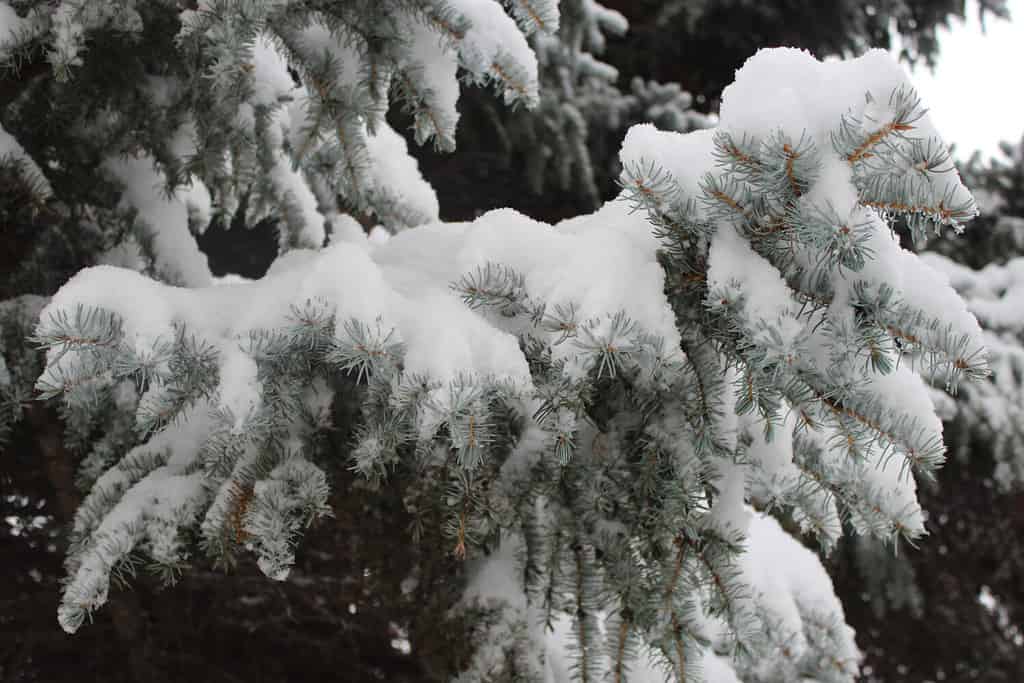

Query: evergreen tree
[0,3,996,682]
[927,138,1024,488]
[928,136,1024,268]
[833,135,1024,682]
[0,1,554,676]
[0,0,548,460]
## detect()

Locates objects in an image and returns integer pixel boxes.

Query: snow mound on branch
[720,48,909,146]
[623,48,972,226]
[619,125,716,200]
[41,202,676,389]
[103,155,212,288]
[721,48,972,223]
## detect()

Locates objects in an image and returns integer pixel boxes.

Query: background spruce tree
[830,136,1024,683]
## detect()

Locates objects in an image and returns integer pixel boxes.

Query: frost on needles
[24,14,986,683]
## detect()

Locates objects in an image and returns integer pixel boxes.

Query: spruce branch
[838,87,925,164]
[713,130,762,182]
[452,262,533,318]
[32,304,125,360]
[325,317,403,383]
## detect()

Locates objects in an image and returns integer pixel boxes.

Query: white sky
[901,0,1024,161]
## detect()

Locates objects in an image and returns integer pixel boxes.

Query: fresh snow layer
[102,155,212,288]
[0,121,52,197]
[720,48,972,224]
[448,0,540,104]
[722,47,938,162]
[0,2,29,45]
[41,200,677,391]
[399,14,461,144]
[364,119,441,224]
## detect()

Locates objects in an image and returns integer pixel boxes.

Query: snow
[41,199,675,390]
[399,15,461,144]
[102,155,212,288]
[0,0,46,58]
[809,417,926,538]
[506,0,560,36]
[858,212,983,348]
[747,411,797,485]
[916,251,1024,489]
[295,21,362,90]
[327,212,366,244]
[0,121,51,197]
[708,459,751,534]
[610,44,978,612]
[458,534,547,680]
[722,48,913,150]
[619,125,717,202]
[0,2,30,47]
[379,204,680,373]
[720,48,975,227]
[800,154,859,218]
[39,202,686,609]
[96,237,147,272]
[706,224,802,347]
[448,0,540,105]
[249,33,296,107]
[47,2,143,73]
[590,1,628,39]
[245,23,440,234]
[367,224,391,244]
[264,101,327,249]
[176,175,213,233]
[866,365,942,447]
[49,2,86,68]
[217,347,261,432]
[363,120,441,226]
[739,512,861,677]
